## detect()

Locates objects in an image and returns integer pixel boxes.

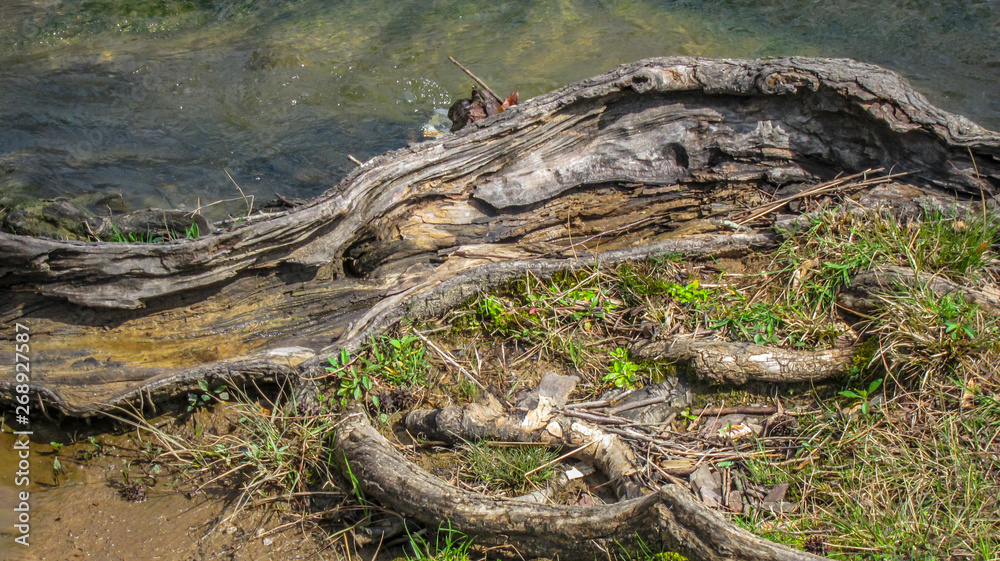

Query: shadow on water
[0,0,998,218]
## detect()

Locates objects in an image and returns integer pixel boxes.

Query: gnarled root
[334,405,825,560]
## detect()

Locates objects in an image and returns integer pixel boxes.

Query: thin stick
[609,394,675,416]
[736,168,908,225]
[223,167,254,218]
[565,399,612,410]
[448,56,504,105]
[414,330,485,390]
[561,409,630,425]
[347,154,363,166]
[691,405,780,417]
[523,437,601,478]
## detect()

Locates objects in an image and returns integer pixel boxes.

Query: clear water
[1,0,998,219]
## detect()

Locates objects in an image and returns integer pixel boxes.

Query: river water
[1,0,998,219]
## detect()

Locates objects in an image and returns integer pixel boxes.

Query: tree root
[404,390,646,500]
[838,266,1000,315]
[630,338,854,385]
[336,405,824,560]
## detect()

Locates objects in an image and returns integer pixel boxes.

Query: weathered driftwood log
[2,57,999,416]
[3,56,999,561]
[337,405,826,561]
[631,338,855,385]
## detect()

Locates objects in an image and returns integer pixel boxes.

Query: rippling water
[1,0,997,219]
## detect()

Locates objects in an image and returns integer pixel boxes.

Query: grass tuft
[459,441,559,496]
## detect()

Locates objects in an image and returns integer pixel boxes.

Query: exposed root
[404,389,646,500]
[839,266,1000,315]
[630,338,854,385]
[335,405,826,561]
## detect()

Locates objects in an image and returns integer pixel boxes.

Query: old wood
[2,57,998,416]
[404,392,646,500]
[3,55,999,560]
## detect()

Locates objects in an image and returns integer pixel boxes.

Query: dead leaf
[502,89,519,109]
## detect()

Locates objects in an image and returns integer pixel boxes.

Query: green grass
[114,385,343,522]
[700,206,1000,352]
[106,221,200,243]
[735,393,1000,559]
[405,522,474,561]
[459,441,559,496]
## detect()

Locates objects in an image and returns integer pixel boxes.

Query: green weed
[666,279,711,307]
[326,334,430,406]
[838,378,883,416]
[604,348,641,389]
[186,379,229,412]
[327,349,375,405]
[616,262,678,303]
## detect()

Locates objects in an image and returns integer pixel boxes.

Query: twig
[347,154,363,166]
[222,167,254,218]
[608,394,675,416]
[736,168,908,225]
[523,437,601,478]
[414,330,485,390]
[448,56,504,106]
[692,406,779,417]
[561,410,630,425]
[565,399,611,410]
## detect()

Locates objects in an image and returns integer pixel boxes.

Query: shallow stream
[1,0,998,219]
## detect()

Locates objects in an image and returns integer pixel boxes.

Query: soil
[0,410,336,561]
